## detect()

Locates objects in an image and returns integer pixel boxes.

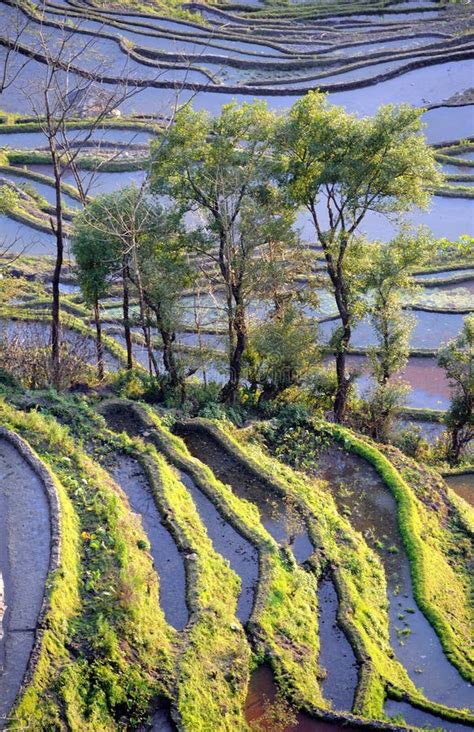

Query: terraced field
[0,0,473,730]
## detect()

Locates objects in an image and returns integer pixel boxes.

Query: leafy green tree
[360,231,431,441]
[73,186,191,388]
[366,230,431,386]
[438,315,474,466]
[72,215,119,380]
[245,305,319,404]
[276,91,442,422]
[133,225,195,394]
[73,186,166,376]
[149,101,295,404]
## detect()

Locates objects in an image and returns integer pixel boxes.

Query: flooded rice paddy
[175,423,314,564]
[317,446,474,712]
[109,452,189,629]
[0,439,51,729]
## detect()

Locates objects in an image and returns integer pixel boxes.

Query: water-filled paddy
[317,577,358,711]
[344,353,451,410]
[317,446,474,710]
[0,216,57,256]
[109,452,188,629]
[0,438,51,725]
[175,423,314,563]
[444,472,474,508]
[178,470,258,624]
[319,310,465,350]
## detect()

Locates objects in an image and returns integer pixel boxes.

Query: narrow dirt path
[0,438,51,730]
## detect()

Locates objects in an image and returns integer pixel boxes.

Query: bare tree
[11,13,185,384]
[0,6,30,94]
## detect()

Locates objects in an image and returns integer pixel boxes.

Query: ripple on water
[109,453,188,630]
[0,439,51,728]
[317,446,474,711]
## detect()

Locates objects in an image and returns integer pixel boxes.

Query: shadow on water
[175,424,314,564]
[99,403,258,625]
[317,577,358,712]
[444,473,474,509]
[178,470,258,624]
[0,439,51,730]
[317,446,474,712]
[245,665,361,731]
[384,700,474,732]
[107,452,188,631]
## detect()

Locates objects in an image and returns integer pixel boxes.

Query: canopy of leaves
[276,91,443,232]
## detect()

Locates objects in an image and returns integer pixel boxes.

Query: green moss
[0,400,175,729]
[327,425,474,685]
[207,419,474,724]
[139,444,251,730]
[105,400,325,713]
[6,150,148,172]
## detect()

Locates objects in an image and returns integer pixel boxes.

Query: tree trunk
[334,347,350,423]
[122,261,133,370]
[220,297,246,405]
[160,328,183,394]
[93,296,104,381]
[333,297,351,423]
[448,427,461,467]
[50,152,63,389]
[138,282,160,378]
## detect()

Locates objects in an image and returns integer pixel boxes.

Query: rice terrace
[0,0,473,728]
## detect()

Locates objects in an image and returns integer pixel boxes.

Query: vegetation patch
[0,398,175,729]
[100,399,326,714]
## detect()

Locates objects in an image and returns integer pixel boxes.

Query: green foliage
[365,229,432,386]
[274,92,442,419]
[0,183,20,213]
[358,381,410,443]
[149,101,299,401]
[277,92,442,216]
[260,407,331,470]
[438,315,474,465]
[244,305,319,402]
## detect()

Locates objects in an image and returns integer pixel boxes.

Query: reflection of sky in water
[319,310,465,349]
[341,353,451,409]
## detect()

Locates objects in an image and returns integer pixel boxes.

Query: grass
[5,150,148,172]
[4,392,251,729]
[135,441,252,730]
[0,398,176,730]
[103,400,326,713]
[205,418,474,724]
[326,424,474,686]
[0,117,162,134]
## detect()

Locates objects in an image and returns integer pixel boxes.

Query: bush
[392,425,432,462]
[259,407,330,471]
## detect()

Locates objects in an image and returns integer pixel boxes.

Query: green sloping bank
[0,399,175,730]
[129,438,252,730]
[186,418,474,724]
[327,425,474,685]
[100,400,325,714]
